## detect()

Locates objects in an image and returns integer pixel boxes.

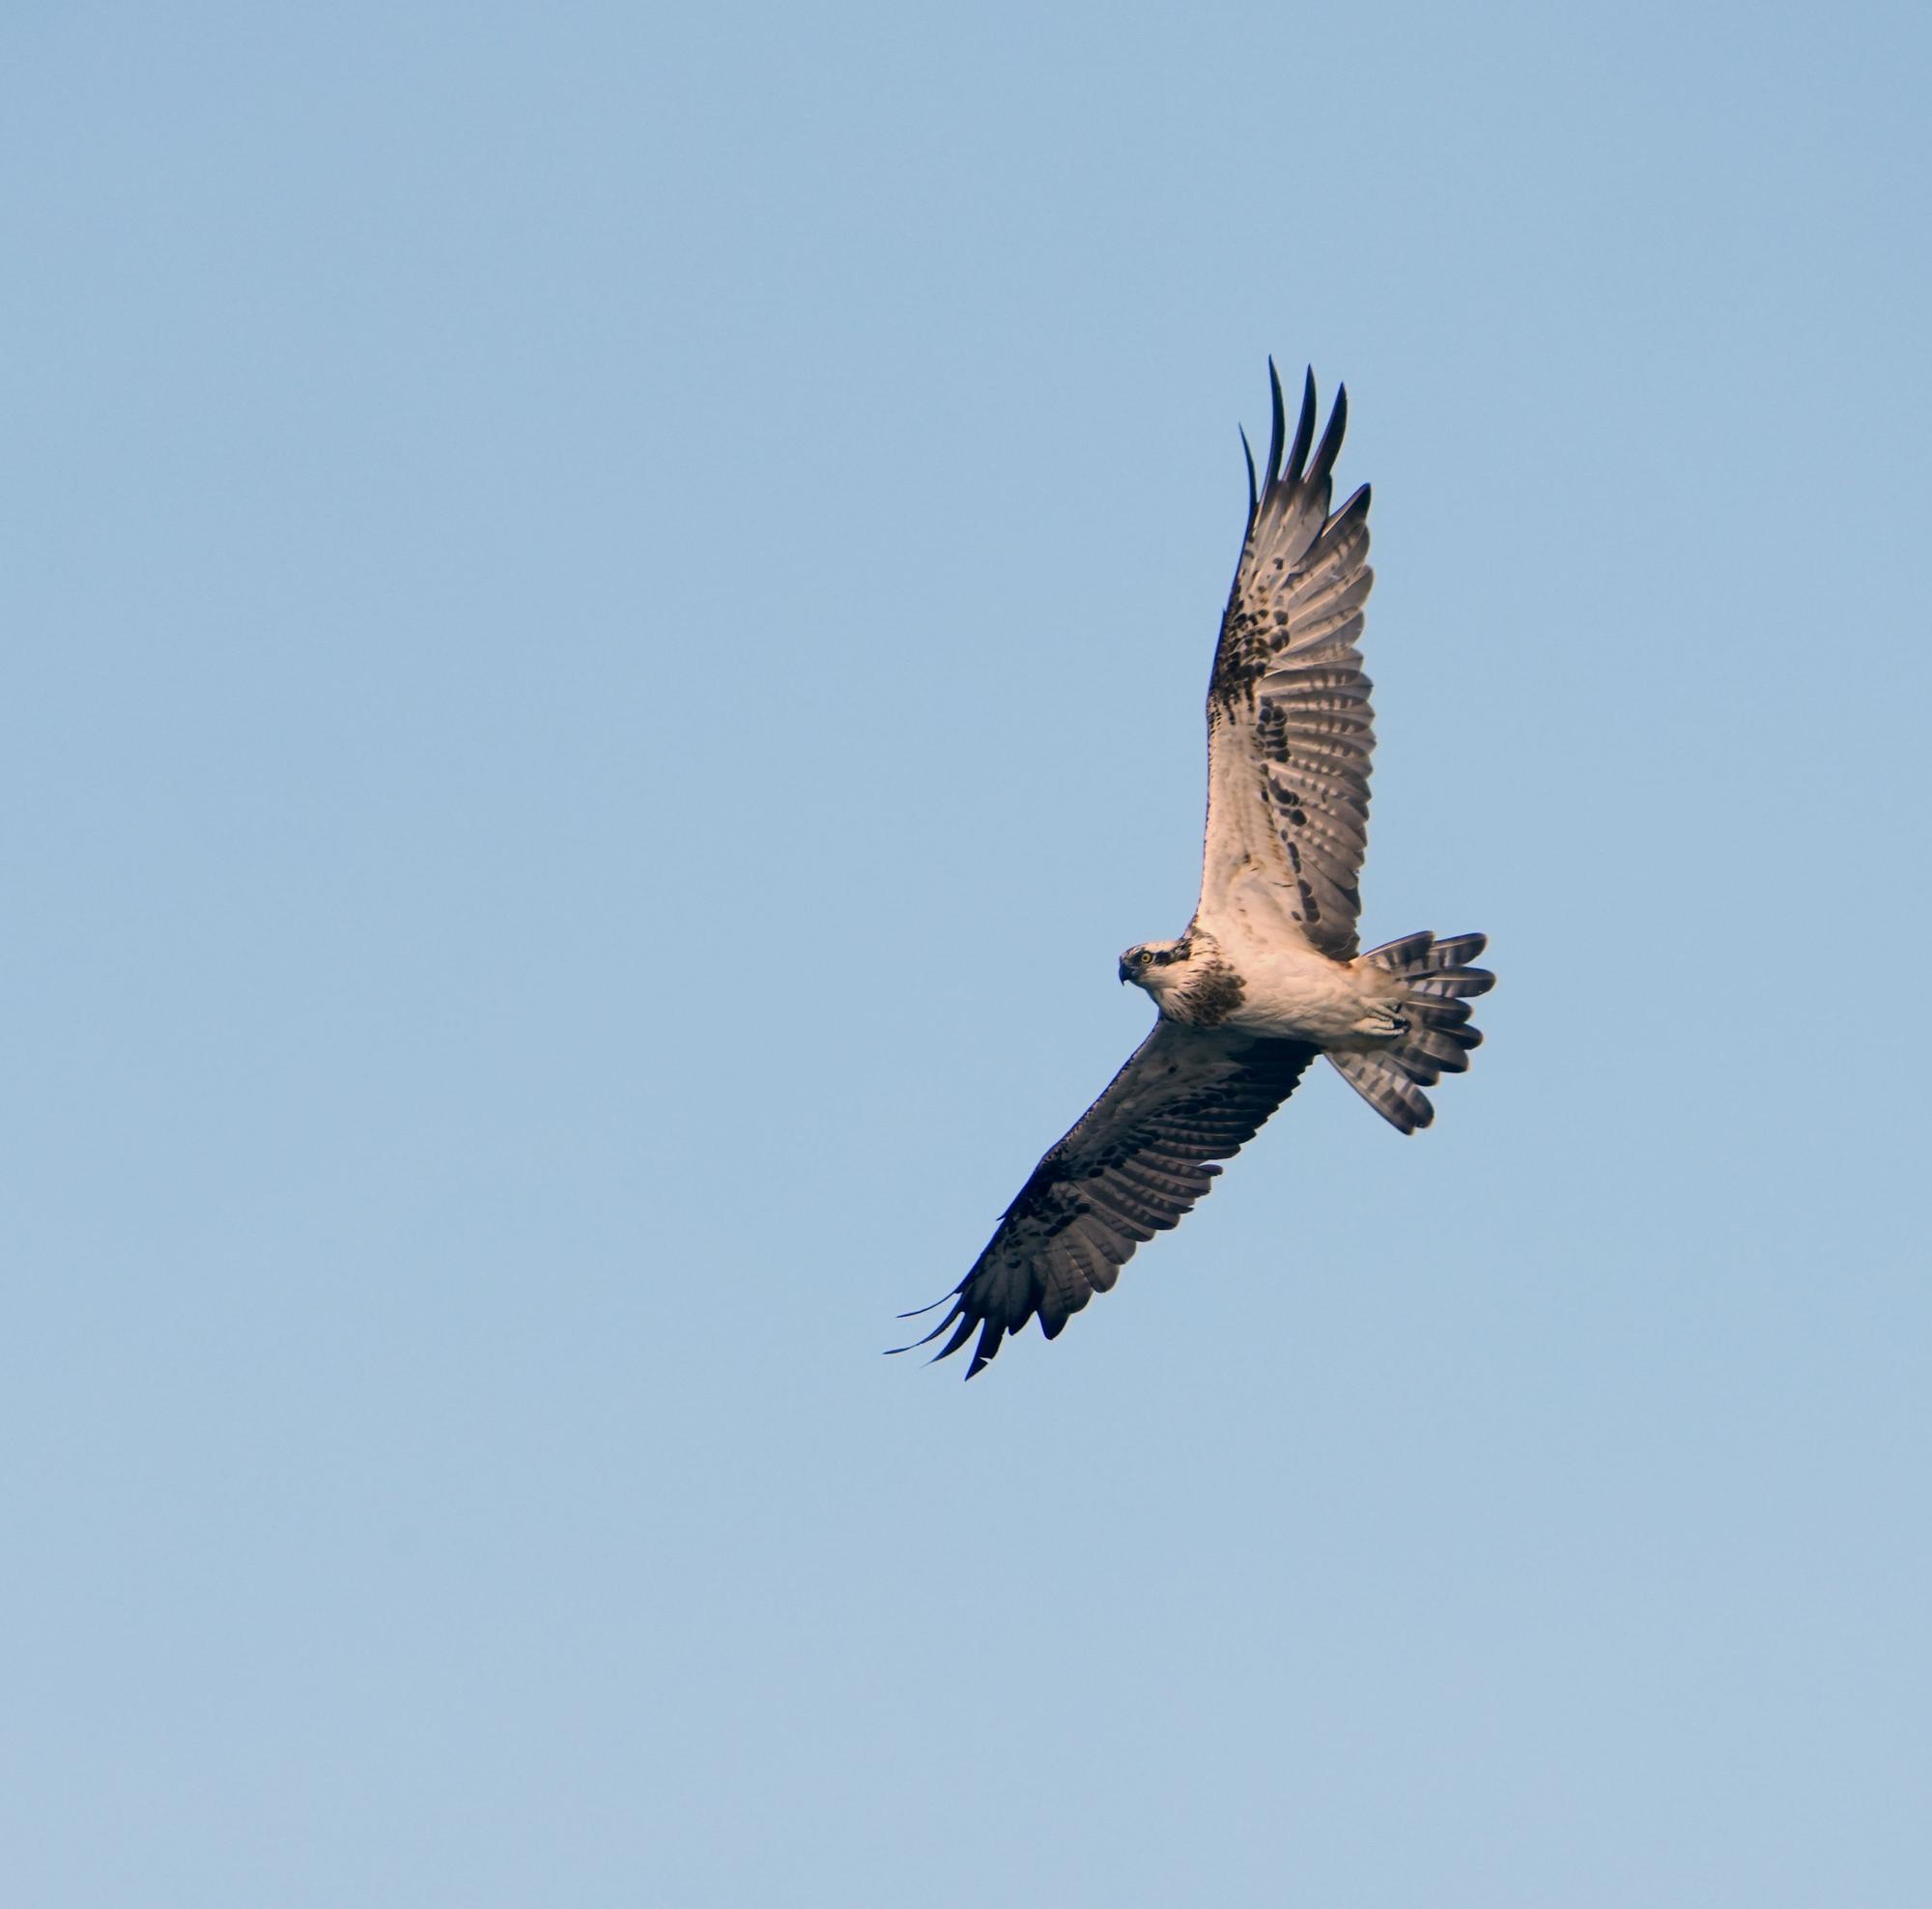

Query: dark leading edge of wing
[895,1025,1319,1378]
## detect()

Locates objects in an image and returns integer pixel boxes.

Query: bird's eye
[1137,950,1154,966]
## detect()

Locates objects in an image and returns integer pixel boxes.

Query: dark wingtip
[962,1319,1005,1378]
[1264,359,1287,495]
[1239,425,1258,519]
[923,1311,978,1367]
[888,1299,970,1356]
[1286,367,1319,485]
[1309,380,1349,488]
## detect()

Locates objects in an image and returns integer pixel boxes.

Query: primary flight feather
[900,365,1493,1378]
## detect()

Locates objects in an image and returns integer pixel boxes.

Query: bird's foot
[1353,1006,1410,1038]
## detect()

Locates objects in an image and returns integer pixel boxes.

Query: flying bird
[899,365,1493,1378]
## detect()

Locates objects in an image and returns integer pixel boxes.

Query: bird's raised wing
[1201,366,1375,959]
[898,1022,1318,1377]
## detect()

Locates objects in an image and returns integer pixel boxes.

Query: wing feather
[1202,365,1378,957]
[898,1022,1318,1377]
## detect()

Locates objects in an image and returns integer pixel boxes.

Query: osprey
[900,365,1493,1377]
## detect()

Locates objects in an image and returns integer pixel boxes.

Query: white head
[1118,936,1196,1002]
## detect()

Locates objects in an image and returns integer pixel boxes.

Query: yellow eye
[1138,950,1154,966]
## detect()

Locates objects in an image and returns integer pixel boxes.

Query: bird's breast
[1180,938,1371,1046]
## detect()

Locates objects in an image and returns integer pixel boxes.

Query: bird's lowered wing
[1201,366,1375,959]
[899,1022,1319,1377]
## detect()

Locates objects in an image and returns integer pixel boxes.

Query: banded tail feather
[1327,930,1494,1134]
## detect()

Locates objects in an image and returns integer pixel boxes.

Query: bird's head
[1118,936,1193,998]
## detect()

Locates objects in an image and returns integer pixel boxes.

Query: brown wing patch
[1177,959,1244,1026]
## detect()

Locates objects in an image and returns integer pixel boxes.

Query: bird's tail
[1327,931,1494,1134]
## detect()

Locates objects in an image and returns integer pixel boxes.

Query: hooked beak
[1118,958,1134,984]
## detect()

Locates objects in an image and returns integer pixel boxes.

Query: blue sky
[4,4,1929,1903]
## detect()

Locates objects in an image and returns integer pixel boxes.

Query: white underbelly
[1220,945,1375,1044]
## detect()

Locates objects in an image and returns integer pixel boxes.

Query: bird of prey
[897,364,1494,1379]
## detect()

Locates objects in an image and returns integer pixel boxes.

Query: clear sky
[5,4,1929,1904]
